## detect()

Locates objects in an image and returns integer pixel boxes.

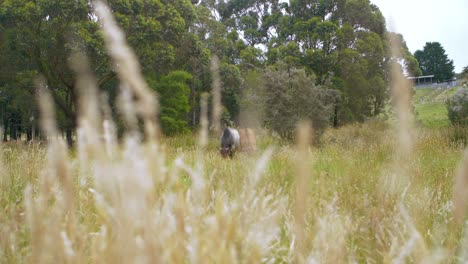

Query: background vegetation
[0,0,423,141]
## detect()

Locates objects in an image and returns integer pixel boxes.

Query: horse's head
[220,147,230,158]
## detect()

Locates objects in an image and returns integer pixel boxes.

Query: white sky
[371,0,468,73]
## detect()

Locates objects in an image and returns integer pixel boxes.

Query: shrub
[447,88,468,126]
[447,124,468,146]
[148,71,192,136]
[262,66,339,140]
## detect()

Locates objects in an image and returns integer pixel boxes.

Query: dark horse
[220,127,240,158]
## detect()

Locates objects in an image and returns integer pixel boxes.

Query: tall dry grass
[0,119,467,263]
[1,1,468,263]
[210,56,222,134]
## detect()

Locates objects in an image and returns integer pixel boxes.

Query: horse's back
[229,128,240,148]
[221,128,239,146]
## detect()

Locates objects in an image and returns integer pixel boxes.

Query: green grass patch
[415,102,450,128]
[412,86,463,128]
[1,121,466,263]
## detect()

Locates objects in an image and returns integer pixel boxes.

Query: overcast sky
[370,0,468,73]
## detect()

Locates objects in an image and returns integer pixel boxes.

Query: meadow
[1,2,468,263]
[1,114,467,263]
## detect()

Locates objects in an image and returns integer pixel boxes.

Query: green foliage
[0,0,198,141]
[219,63,242,121]
[405,55,423,77]
[266,42,302,69]
[414,42,455,82]
[446,124,468,146]
[262,65,338,140]
[239,46,262,69]
[0,0,442,140]
[335,46,386,122]
[149,71,192,135]
[447,88,468,126]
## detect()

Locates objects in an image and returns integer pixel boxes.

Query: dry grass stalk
[294,120,312,262]
[458,221,468,262]
[390,40,415,157]
[117,85,139,135]
[70,52,101,135]
[94,0,159,141]
[192,92,209,204]
[453,148,468,224]
[308,198,353,263]
[199,93,209,148]
[35,77,59,139]
[27,77,79,263]
[391,204,429,263]
[100,93,117,158]
[376,34,434,262]
[70,52,105,162]
[210,55,222,133]
[379,32,417,197]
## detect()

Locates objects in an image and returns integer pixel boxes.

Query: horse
[220,127,240,158]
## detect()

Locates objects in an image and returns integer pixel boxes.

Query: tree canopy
[414,42,455,83]
[0,0,427,140]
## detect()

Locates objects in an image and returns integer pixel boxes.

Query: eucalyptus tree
[0,0,197,141]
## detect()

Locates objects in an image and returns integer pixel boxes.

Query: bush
[262,66,339,140]
[447,124,468,146]
[148,71,192,136]
[447,88,468,126]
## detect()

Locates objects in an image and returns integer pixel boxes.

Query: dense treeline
[0,0,420,142]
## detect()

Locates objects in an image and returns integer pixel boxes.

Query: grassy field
[1,120,467,263]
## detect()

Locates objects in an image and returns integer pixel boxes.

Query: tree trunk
[66,126,73,147]
[27,127,32,141]
[10,122,16,140]
[333,105,339,128]
[38,127,44,141]
[18,124,22,141]
[31,122,36,140]
[3,118,8,142]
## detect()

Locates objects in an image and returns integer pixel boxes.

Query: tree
[387,32,422,77]
[0,0,92,144]
[220,63,242,121]
[0,0,197,143]
[414,42,455,83]
[148,71,192,135]
[262,65,338,140]
[265,0,389,124]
